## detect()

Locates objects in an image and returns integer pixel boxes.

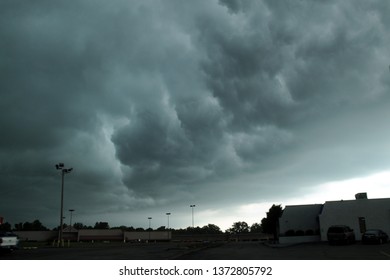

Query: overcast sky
[1,0,390,231]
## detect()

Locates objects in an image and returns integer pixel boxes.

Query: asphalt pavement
[1,241,390,260]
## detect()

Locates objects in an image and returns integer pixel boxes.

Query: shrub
[305,229,314,236]
[285,229,295,236]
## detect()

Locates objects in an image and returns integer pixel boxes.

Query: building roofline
[284,203,324,208]
[324,197,390,203]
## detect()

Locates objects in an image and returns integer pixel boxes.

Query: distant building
[278,193,390,243]
[15,229,172,243]
[78,229,124,242]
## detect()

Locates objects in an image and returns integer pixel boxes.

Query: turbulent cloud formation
[1,0,390,229]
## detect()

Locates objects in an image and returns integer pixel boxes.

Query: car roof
[329,225,350,228]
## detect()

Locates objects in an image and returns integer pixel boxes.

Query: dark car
[327,225,356,245]
[362,229,388,244]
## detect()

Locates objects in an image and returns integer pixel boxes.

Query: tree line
[0,205,282,237]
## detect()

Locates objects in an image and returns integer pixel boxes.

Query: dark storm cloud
[113,0,390,203]
[1,0,389,228]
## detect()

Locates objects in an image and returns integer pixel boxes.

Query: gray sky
[1,0,390,230]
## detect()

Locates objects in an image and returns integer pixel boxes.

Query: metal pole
[69,209,74,232]
[190,205,196,228]
[56,163,72,247]
[148,217,152,242]
[59,170,64,246]
[166,213,171,229]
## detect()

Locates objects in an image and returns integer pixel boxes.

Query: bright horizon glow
[286,171,390,205]
[198,171,390,231]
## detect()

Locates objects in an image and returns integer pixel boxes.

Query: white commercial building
[319,195,390,241]
[279,204,323,235]
[279,204,323,244]
[278,193,390,243]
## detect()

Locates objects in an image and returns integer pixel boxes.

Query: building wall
[14,231,57,242]
[319,198,390,241]
[279,235,321,244]
[13,230,173,242]
[124,231,171,241]
[279,204,323,236]
[78,229,124,241]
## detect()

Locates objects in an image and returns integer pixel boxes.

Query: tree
[250,223,262,233]
[32,219,48,230]
[15,220,48,231]
[0,222,11,231]
[201,224,222,234]
[226,221,249,234]
[94,222,109,229]
[261,204,283,240]
[111,225,136,231]
[185,226,202,234]
[73,222,86,230]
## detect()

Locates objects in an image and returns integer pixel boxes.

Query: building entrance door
[358,217,366,234]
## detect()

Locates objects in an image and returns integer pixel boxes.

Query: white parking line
[380,251,390,258]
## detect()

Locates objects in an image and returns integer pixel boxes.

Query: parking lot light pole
[190,205,196,228]
[56,163,73,247]
[166,213,171,229]
[69,209,75,232]
[148,217,152,242]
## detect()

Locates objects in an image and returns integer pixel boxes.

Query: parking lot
[1,241,390,260]
[178,241,390,260]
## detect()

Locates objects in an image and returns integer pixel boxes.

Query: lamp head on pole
[55,163,64,170]
[56,163,73,174]
[64,168,73,174]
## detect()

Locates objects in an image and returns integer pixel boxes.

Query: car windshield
[328,227,344,233]
[0,231,15,236]
[365,230,379,234]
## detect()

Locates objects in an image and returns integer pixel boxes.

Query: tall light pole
[190,205,196,228]
[166,212,171,229]
[56,163,73,247]
[148,217,152,242]
[68,209,75,232]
